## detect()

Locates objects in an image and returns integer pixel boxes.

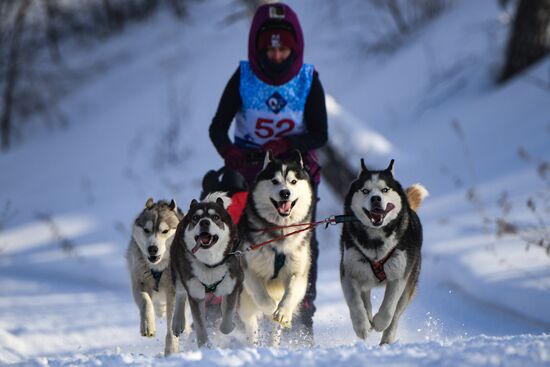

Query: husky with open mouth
[238,151,314,346]
[126,198,187,356]
[340,159,428,345]
[170,193,242,348]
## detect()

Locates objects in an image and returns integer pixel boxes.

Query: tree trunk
[1,0,31,151]
[318,143,356,200]
[102,0,124,31]
[499,0,550,83]
[386,0,409,34]
[44,0,62,63]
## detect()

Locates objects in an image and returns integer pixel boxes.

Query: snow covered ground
[1,1,549,366]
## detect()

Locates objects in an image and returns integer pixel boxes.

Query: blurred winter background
[0,0,549,366]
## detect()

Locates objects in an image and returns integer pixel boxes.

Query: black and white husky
[238,151,314,345]
[340,159,428,345]
[170,193,242,348]
[126,198,187,356]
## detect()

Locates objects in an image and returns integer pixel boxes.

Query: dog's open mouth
[148,255,161,263]
[363,203,395,227]
[192,232,219,253]
[270,198,298,217]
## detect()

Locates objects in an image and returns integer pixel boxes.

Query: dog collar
[203,256,229,269]
[150,269,163,292]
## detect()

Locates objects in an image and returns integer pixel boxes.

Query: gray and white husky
[340,159,428,345]
[126,198,188,356]
[238,151,314,345]
[170,193,243,348]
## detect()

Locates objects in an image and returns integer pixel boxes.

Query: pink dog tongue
[191,242,202,254]
[279,201,291,213]
[369,203,396,224]
[192,233,213,254]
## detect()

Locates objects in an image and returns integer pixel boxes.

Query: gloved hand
[221,144,247,170]
[261,138,291,157]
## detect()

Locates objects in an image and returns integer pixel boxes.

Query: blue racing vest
[234,61,314,149]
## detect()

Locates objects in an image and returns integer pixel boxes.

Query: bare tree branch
[1,0,31,151]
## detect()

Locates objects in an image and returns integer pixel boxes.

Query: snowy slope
[1,0,549,366]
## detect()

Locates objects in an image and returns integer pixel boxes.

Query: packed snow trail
[10,335,550,367]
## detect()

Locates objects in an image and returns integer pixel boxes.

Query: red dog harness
[360,247,397,282]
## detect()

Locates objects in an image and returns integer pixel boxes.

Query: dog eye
[162,229,169,234]
[381,188,389,193]
[192,215,200,222]
[271,179,279,185]
[211,214,219,221]
[361,188,370,195]
[143,228,151,234]
[290,179,297,185]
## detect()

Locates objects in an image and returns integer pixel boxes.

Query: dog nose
[279,189,291,200]
[371,196,382,205]
[199,219,210,228]
[147,246,158,255]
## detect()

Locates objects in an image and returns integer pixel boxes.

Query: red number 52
[255,118,295,138]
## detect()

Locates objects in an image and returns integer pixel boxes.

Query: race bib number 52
[255,118,295,139]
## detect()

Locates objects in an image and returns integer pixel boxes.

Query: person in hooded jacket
[209,2,327,342]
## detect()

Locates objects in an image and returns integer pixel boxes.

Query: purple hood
[248,3,304,85]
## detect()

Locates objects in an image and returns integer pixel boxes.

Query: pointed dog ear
[190,199,198,208]
[216,197,225,208]
[262,150,274,170]
[169,199,177,212]
[386,159,395,176]
[357,158,368,178]
[360,158,367,172]
[293,150,304,169]
[145,197,154,209]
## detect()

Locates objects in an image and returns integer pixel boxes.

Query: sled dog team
[127,152,428,355]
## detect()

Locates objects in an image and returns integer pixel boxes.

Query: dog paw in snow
[141,317,156,337]
[272,307,293,328]
[372,310,392,332]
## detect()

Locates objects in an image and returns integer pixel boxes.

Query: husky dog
[238,151,314,345]
[340,159,428,345]
[170,193,242,348]
[126,198,187,356]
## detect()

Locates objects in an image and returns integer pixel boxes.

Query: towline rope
[229,215,358,257]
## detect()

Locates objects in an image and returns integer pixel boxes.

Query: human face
[266,46,292,64]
